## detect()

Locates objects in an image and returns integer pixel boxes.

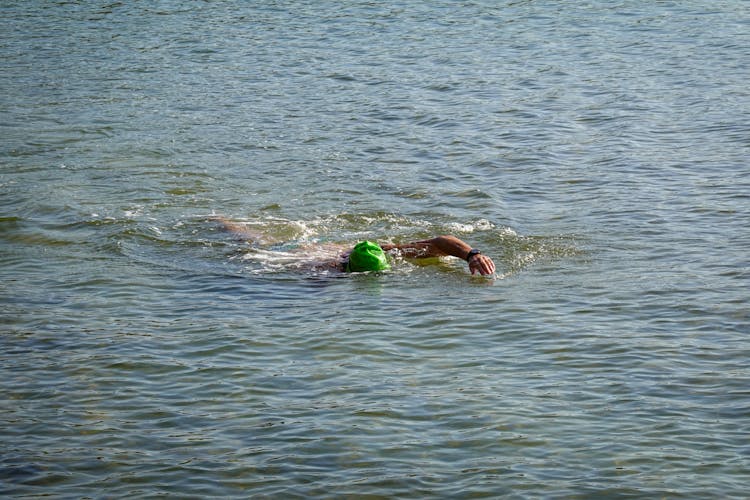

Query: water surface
[2,1,749,497]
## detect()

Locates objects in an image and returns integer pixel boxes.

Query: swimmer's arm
[212,216,248,236]
[211,216,275,244]
[382,235,496,276]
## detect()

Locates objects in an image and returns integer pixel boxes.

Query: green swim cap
[346,241,390,272]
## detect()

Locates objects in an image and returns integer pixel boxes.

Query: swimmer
[213,217,496,276]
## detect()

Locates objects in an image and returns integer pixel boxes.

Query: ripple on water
[3,0,750,497]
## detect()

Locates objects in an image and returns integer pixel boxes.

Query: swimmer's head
[345,241,390,272]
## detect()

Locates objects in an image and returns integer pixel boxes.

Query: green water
[2,1,749,497]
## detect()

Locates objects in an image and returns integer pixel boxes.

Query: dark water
[2,1,749,497]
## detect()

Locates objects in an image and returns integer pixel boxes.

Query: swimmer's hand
[468,253,496,276]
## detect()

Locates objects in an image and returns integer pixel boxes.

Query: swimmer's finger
[485,257,496,275]
[477,256,495,276]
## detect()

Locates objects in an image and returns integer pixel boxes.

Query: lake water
[2,1,749,497]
